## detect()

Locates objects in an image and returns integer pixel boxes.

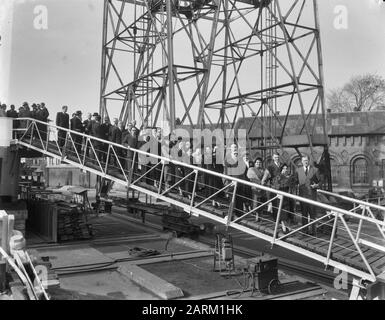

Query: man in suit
[295,154,321,235]
[82,113,93,159]
[122,127,138,175]
[101,117,111,141]
[98,117,111,164]
[261,152,281,186]
[108,118,121,167]
[6,104,18,118]
[35,103,49,141]
[132,120,140,138]
[56,105,69,151]
[70,111,84,155]
[109,118,119,143]
[91,115,106,164]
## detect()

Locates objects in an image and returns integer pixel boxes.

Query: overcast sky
[1,0,385,119]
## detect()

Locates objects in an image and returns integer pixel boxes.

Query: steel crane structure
[99,0,331,179]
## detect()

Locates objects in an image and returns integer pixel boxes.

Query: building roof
[236,110,385,138]
[174,111,385,139]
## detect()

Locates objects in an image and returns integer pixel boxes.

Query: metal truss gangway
[12,118,385,295]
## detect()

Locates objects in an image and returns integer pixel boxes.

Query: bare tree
[327,74,385,112]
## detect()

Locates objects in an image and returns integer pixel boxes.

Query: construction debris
[0,211,59,300]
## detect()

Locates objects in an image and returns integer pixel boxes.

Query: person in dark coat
[89,113,99,135]
[224,144,247,218]
[144,128,162,187]
[115,121,127,169]
[122,127,138,176]
[21,103,33,138]
[6,105,18,118]
[294,155,321,235]
[39,103,49,121]
[70,111,84,155]
[18,106,26,137]
[7,105,18,134]
[109,118,119,142]
[212,145,225,201]
[34,105,44,141]
[131,120,140,138]
[99,117,111,163]
[56,105,70,151]
[183,148,195,199]
[91,115,107,164]
[203,146,216,203]
[173,140,185,196]
[81,113,92,159]
[100,117,111,140]
[37,103,49,141]
[108,118,121,167]
[162,135,177,190]
[82,113,91,134]
[31,104,38,119]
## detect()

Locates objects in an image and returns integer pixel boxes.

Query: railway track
[110,207,351,297]
[25,207,349,298]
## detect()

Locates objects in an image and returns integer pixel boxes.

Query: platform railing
[318,189,385,245]
[12,118,385,282]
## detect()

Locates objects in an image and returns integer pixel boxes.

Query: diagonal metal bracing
[100,0,330,184]
[13,118,385,284]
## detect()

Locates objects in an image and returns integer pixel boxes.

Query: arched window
[352,157,369,185]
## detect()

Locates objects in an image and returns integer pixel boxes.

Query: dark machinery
[161,209,201,237]
[246,255,280,294]
[213,233,235,275]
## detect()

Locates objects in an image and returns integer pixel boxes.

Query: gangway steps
[373,258,385,270]
[14,124,385,281]
[20,138,384,274]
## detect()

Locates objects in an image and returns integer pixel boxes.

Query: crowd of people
[1,101,322,236]
[0,101,49,120]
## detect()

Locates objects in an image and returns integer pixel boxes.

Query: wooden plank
[372,256,385,270]
[367,253,385,265]
[363,248,382,261]
[343,256,367,272]
[333,238,352,248]
[307,238,328,246]
[332,243,355,255]
[345,247,372,260]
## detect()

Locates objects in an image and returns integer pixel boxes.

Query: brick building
[237,111,385,196]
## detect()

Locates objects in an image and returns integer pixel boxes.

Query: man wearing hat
[36,103,49,141]
[70,111,84,155]
[82,113,93,159]
[83,113,92,135]
[56,105,70,151]
[6,104,18,118]
[89,112,99,136]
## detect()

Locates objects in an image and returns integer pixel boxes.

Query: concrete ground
[19,186,353,300]
[23,213,333,300]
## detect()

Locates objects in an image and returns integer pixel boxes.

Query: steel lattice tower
[99,0,331,185]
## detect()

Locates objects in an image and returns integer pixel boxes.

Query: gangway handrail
[12,118,385,282]
[13,117,385,228]
[318,189,385,213]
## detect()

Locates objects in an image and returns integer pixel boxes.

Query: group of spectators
[0,101,49,122]
[1,102,321,236]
